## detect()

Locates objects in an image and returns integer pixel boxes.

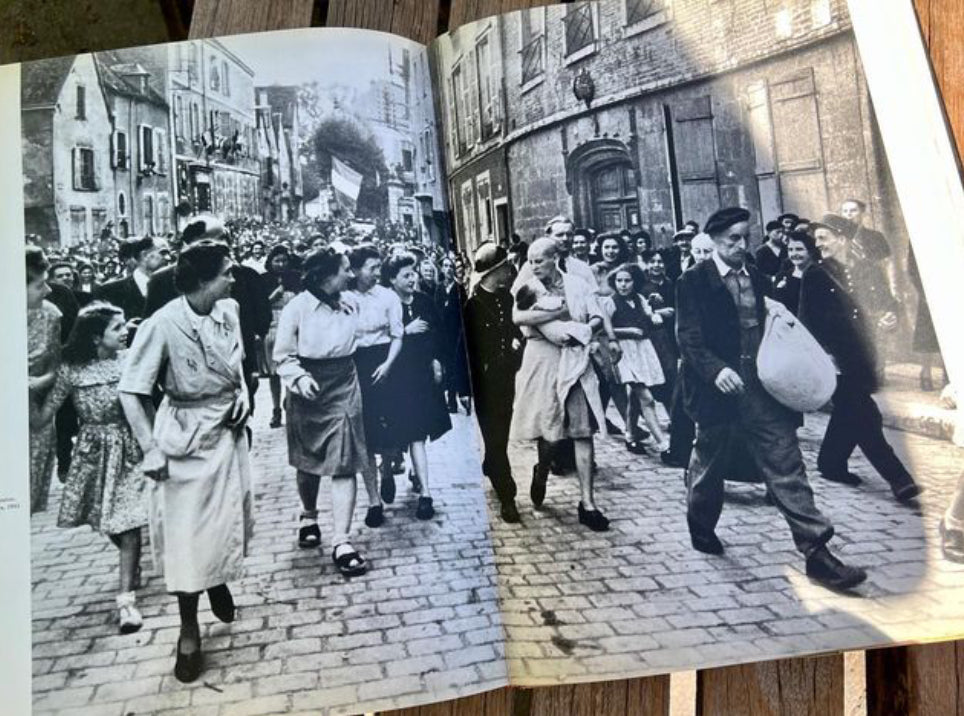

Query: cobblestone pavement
[30,389,506,716]
[495,406,964,685]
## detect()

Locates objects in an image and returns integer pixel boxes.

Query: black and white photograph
[20,29,506,715]
[6,0,964,713]
[430,0,964,685]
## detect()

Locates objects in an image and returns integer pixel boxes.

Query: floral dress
[40,355,148,534]
[28,300,61,514]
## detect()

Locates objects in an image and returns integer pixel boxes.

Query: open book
[4,1,964,714]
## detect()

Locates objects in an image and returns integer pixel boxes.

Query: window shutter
[110,132,117,169]
[467,52,481,146]
[447,71,459,156]
[72,147,80,190]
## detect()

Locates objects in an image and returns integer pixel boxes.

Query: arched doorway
[566,138,641,232]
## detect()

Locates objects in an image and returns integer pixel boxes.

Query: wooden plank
[698,655,844,716]
[326,0,441,45]
[188,0,314,38]
[447,0,553,31]
[862,0,964,709]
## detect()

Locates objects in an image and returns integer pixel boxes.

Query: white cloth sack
[756,308,836,412]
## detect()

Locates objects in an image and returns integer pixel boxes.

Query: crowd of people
[23,196,944,682]
[25,215,471,683]
[464,202,933,594]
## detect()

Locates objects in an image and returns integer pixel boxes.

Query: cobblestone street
[30,389,506,716]
[496,406,964,685]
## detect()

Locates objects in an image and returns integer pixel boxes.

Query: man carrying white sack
[676,206,867,591]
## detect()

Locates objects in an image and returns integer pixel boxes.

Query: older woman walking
[273,248,370,574]
[510,238,610,531]
[119,241,254,683]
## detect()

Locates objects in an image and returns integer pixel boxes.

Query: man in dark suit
[754,220,787,278]
[464,243,523,523]
[800,213,921,502]
[144,215,272,413]
[662,229,696,281]
[677,206,866,591]
[95,236,167,328]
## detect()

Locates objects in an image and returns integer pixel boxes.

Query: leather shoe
[660,451,687,468]
[380,472,396,505]
[530,464,548,508]
[893,482,923,504]
[577,502,610,532]
[174,636,203,683]
[805,546,867,591]
[691,532,724,555]
[364,504,384,528]
[500,500,521,524]
[819,470,862,487]
[207,584,235,624]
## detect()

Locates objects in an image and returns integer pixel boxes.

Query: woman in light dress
[120,241,253,683]
[33,302,149,633]
[510,238,610,531]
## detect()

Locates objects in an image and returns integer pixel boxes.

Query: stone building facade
[96,48,175,238]
[22,55,117,247]
[434,0,900,255]
[256,85,304,222]
[169,39,260,224]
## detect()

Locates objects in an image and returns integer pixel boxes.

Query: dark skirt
[381,344,452,447]
[286,356,368,476]
[354,344,395,455]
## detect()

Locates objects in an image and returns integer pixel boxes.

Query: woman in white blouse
[273,247,369,578]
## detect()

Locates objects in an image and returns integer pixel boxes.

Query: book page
[429,0,964,687]
[4,26,509,715]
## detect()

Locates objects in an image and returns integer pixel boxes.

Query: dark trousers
[818,376,915,492]
[667,377,695,464]
[687,377,834,557]
[475,370,517,505]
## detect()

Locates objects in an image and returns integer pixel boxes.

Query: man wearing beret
[465,243,524,523]
[800,214,920,501]
[676,206,866,591]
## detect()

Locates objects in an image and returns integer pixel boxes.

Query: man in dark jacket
[754,220,787,278]
[662,229,696,281]
[464,243,523,523]
[800,213,921,502]
[144,215,271,413]
[677,206,866,591]
[95,236,167,330]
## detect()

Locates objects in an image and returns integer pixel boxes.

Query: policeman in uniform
[465,243,524,522]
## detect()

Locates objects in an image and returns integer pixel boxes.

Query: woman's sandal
[625,440,648,455]
[298,515,321,549]
[332,545,368,577]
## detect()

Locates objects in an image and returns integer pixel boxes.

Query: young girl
[33,301,148,634]
[602,264,668,455]
[382,252,452,520]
